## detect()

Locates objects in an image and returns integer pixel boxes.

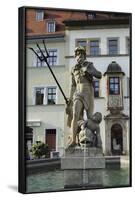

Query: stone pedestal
[61,147,105,188]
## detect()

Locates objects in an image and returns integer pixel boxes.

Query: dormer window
[87,12,96,19]
[36,10,44,21]
[47,21,56,33]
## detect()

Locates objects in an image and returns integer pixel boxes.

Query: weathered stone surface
[64,170,83,186]
[65,147,103,157]
[61,147,105,188]
[66,47,102,148]
[61,157,105,169]
[63,169,104,188]
[88,170,104,185]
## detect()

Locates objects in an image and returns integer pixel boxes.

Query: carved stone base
[61,147,105,188]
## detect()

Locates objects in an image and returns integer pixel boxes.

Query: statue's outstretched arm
[87,63,102,79]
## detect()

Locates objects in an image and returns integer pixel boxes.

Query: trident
[28,40,68,104]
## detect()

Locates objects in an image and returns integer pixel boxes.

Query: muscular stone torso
[72,67,93,94]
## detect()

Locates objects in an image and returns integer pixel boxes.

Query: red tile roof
[26,8,130,36]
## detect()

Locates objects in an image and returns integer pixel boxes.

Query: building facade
[26,8,131,158]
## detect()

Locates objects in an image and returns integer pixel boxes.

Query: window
[34,87,57,105]
[109,77,120,95]
[127,77,130,97]
[36,49,58,67]
[126,37,130,54]
[108,39,118,55]
[48,49,57,66]
[47,87,56,105]
[36,50,46,67]
[35,88,44,105]
[76,40,87,50]
[47,21,55,33]
[90,40,100,56]
[76,38,100,56]
[87,12,96,20]
[93,80,99,97]
[36,10,44,21]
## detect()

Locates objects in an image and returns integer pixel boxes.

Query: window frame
[126,36,130,55]
[76,39,87,50]
[127,77,130,97]
[107,37,119,55]
[47,49,58,66]
[47,86,57,105]
[75,38,100,56]
[33,86,57,105]
[93,79,100,97]
[36,10,44,21]
[35,48,58,67]
[109,77,120,95]
[89,39,100,56]
[35,87,45,105]
[87,12,96,20]
[36,49,46,67]
[47,21,56,33]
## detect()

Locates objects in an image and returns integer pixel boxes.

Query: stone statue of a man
[66,46,102,148]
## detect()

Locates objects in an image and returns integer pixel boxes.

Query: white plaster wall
[26,66,69,105]
[67,28,129,56]
[26,41,66,67]
[26,40,69,156]
[27,105,65,156]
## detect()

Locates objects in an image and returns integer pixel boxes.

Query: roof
[104,61,125,75]
[63,18,130,27]
[26,8,131,36]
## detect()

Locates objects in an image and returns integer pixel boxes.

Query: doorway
[111,124,123,155]
[45,129,56,152]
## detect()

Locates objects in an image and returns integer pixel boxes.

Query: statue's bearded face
[75,51,85,64]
